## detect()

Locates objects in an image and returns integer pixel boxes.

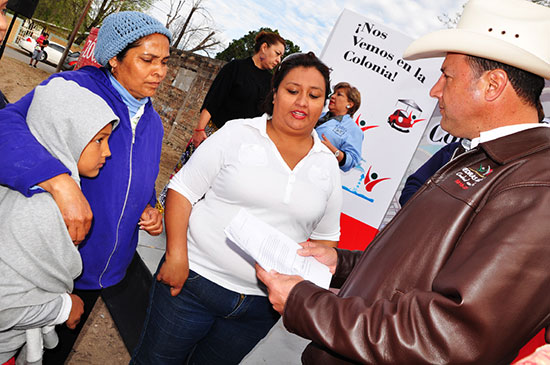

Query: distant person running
[29,32,49,68]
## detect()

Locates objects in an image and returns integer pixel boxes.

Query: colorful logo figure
[343,162,390,202]
[471,164,493,177]
[363,166,391,192]
[387,99,426,133]
[355,114,378,132]
[454,164,493,190]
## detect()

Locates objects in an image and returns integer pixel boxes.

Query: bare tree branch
[165,0,186,28]
[172,0,201,48]
[144,0,222,54]
[188,31,219,52]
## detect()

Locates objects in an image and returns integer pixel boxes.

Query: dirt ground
[0,56,50,102]
[0,53,181,364]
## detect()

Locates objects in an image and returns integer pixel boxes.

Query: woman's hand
[191,129,207,147]
[298,241,338,274]
[139,205,163,236]
[321,134,344,164]
[191,108,212,147]
[156,254,189,297]
[160,190,192,296]
[321,134,337,153]
[66,294,84,329]
[38,174,93,244]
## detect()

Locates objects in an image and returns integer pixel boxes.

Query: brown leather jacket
[284,127,550,364]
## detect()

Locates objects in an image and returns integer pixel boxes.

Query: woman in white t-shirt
[132,52,342,365]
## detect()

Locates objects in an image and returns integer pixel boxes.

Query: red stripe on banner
[514,330,546,363]
[2,357,15,365]
[339,213,378,250]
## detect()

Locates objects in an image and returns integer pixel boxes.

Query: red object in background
[2,357,15,365]
[339,213,378,250]
[388,109,425,130]
[514,330,546,363]
[74,27,101,70]
[338,213,545,362]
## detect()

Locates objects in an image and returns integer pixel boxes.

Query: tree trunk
[173,4,198,48]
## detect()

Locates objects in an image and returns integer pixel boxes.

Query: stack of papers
[224,209,332,289]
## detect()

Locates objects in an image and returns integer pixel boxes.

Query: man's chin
[440,120,461,139]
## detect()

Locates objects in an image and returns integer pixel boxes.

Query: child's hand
[66,294,84,329]
[139,205,163,236]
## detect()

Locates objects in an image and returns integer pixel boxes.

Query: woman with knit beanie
[156,30,286,210]
[0,11,171,363]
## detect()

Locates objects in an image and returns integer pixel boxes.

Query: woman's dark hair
[105,38,143,71]
[262,52,331,115]
[254,31,286,54]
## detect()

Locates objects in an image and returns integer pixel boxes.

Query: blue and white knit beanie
[95,11,172,66]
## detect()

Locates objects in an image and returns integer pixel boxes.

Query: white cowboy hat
[403,0,550,79]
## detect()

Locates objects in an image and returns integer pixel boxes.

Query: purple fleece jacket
[0,66,163,289]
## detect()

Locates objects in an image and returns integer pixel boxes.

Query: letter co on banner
[320,9,443,249]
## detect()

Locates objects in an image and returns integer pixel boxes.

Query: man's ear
[484,69,508,102]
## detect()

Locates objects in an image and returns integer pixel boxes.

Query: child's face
[78,124,113,177]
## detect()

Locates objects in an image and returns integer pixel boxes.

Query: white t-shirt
[168,115,342,296]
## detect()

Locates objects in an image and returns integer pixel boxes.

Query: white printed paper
[224,209,332,289]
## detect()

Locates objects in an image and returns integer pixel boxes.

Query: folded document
[224,209,332,289]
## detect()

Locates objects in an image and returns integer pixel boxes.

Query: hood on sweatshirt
[27,77,120,185]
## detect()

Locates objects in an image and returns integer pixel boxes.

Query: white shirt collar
[242,114,328,154]
[470,123,549,149]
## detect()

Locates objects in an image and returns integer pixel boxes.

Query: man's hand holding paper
[224,209,333,289]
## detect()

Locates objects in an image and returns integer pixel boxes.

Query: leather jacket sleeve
[283,184,550,364]
[330,248,362,288]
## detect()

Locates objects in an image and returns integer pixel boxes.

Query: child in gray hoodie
[0,77,119,364]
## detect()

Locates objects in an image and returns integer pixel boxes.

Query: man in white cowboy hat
[255,0,550,363]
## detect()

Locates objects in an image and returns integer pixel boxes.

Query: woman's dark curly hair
[262,52,331,115]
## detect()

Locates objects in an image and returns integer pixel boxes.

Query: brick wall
[150,49,226,192]
[152,48,225,152]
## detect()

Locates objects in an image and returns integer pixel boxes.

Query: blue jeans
[131,260,280,364]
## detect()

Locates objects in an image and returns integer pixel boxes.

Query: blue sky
[150,0,467,55]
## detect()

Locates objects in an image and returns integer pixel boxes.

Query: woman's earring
[346,105,350,109]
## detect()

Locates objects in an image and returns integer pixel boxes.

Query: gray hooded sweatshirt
[0,78,119,361]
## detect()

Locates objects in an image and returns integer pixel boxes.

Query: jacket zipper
[98,106,143,288]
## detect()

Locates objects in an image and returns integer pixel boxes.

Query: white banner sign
[320,9,444,229]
